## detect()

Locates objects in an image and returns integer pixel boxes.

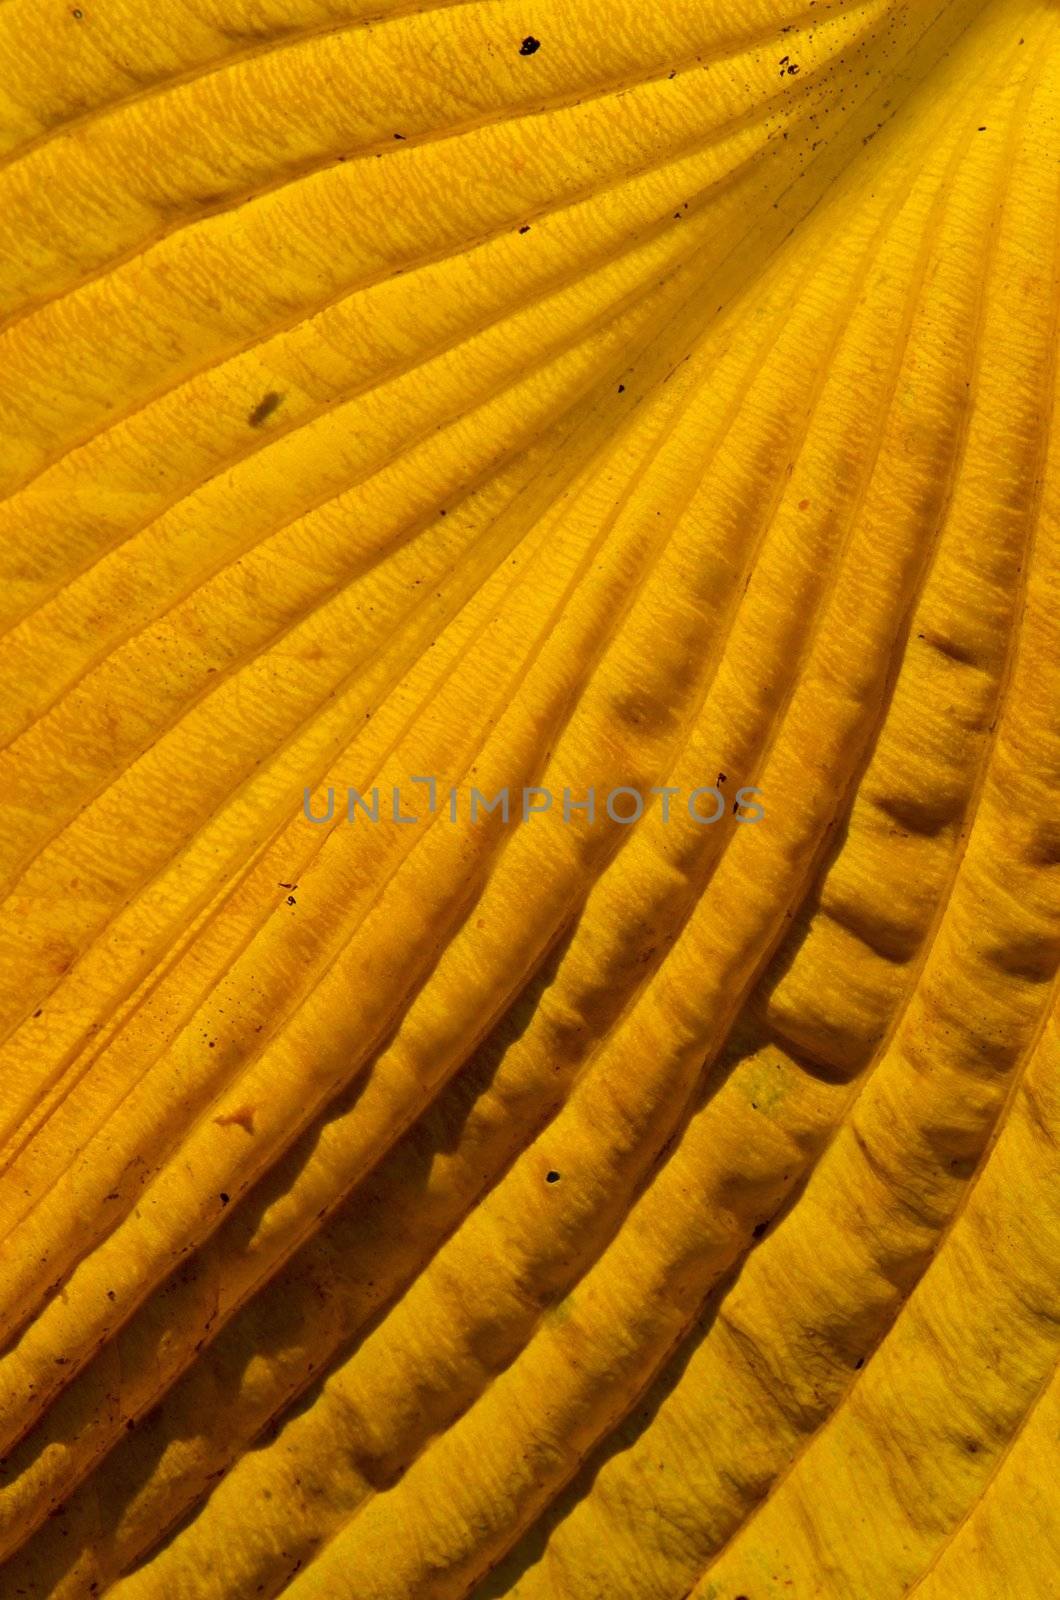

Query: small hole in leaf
[546,1170,561,1184]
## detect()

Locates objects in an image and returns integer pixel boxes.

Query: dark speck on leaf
[219,1192,230,1206]
[546,1170,561,1184]
[752,1221,768,1238]
[519,35,541,56]
[393,131,406,139]
[618,384,625,393]
[248,391,283,427]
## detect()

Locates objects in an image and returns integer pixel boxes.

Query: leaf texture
[0,1,1058,1597]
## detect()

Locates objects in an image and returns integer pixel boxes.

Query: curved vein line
[902,1203,1060,1594]
[0,0,845,182]
[16,0,960,1407]
[234,84,983,1583]
[687,57,1058,1590]
[0,0,495,174]
[0,140,766,645]
[0,338,648,1162]
[0,181,727,760]
[0,219,834,1571]
[0,239,705,1071]
[0,262,717,1290]
[0,281,732,1451]
[436,37,1033,1593]
[0,0,891,422]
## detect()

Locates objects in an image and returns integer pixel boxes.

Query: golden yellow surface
[0,1,1057,1596]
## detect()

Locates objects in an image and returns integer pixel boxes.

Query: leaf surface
[0,2,1058,1597]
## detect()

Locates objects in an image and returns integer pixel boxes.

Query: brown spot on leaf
[214,1104,257,1135]
[248,391,283,427]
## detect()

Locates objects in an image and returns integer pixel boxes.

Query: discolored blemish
[519,35,541,56]
[248,391,283,427]
[214,1104,257,1135]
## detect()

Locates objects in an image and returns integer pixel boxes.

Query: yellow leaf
[0,1,1057,1597]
